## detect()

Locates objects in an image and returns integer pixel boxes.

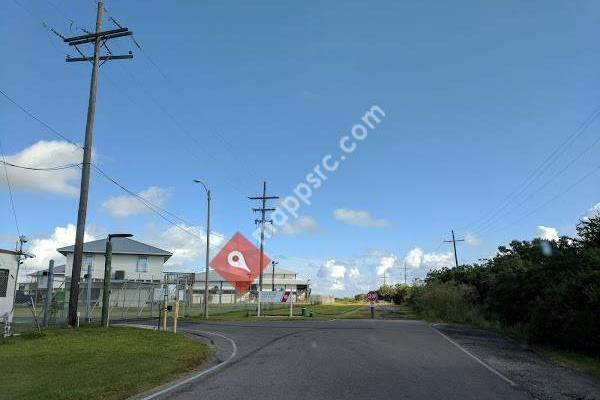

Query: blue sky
[2,0,600,295]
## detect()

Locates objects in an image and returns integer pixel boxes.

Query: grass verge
[187,303,416,321]
[0,326,209,400]
[536,346,600,380]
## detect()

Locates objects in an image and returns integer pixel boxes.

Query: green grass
[0,326,209,400]
[185,303,417,321]
[537,346,600,380]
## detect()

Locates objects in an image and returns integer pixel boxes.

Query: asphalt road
[139,319,530,400]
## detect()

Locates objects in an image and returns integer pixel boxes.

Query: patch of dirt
[433,324,600,400]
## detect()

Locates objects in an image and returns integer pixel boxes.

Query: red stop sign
[367,291,378,302]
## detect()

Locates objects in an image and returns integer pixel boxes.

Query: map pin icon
[227,250,250,273]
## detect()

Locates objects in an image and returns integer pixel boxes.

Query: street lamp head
[194,179,210,195]
[108,233,133,241]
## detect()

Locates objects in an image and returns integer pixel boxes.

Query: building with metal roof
[57,237,171,282]
[192,267,309,304]
[57,237,172,259]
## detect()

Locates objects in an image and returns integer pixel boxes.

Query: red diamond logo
[210,232,271,293]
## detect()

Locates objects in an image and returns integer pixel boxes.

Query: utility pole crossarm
[66,30,132,46]
[63,27,130,43]
[66,54,133,62]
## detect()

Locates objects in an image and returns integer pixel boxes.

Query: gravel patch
[433,323,600,400]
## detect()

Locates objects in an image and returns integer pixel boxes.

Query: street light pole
[194,179,211,319]
[101,233,132,327]
[271,260,278,291]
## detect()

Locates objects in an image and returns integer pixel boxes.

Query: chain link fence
[8,268,310,335]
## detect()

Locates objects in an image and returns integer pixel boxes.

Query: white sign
[259,291,283,303]
[258,290,293,304]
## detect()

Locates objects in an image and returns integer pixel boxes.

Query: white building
[55,238,172,307]
[57,237,172,282]
[27,264,66,291]
[0,249,20,323]
[192,267,309,304]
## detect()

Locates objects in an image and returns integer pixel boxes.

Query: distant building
[192,267,309,304]
[27,264,65,292]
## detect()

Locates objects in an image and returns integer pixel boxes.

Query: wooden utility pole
[249,181,278,316]
[64,2,133,326]
[444,229,465,268]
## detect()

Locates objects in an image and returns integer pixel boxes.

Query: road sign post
[367,291,378,319]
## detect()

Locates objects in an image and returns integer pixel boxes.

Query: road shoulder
[432,323,600,400]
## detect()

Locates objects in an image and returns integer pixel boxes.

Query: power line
[0,89,80,148]
[98,3,261,182]
[476,131,600,237]
[0,160,81,171]
[0,86,224,243]
[485,162,600,236]
[91,164,227,243]
[0,137,20,237]
[22,1,257,196]
[464,105,600,235]
[11,0,70,55]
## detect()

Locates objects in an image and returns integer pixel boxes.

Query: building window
[84,254,93,270]
[0,269,8,297]
[137,256,148,273]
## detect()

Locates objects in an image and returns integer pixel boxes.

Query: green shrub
[410,213,600,355]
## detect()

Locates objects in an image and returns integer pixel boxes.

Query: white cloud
[404,247,454,270]
[376,255,396,276]
[333,208,392,228]
[0,140,84,196]
[465,232,481,246]
[23,224,97,270]
[274,216,318,236]
[101,186,172,217]
[316,260,347,290]
[583,202,600,221]
[146,224,226,271]
[537,225,559,241]
[314,259,371,292]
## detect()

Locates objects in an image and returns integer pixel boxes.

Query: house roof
[57,238,172,259]
[264,267,297,275]
[28,264,66,276]
[0,248,21,256]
